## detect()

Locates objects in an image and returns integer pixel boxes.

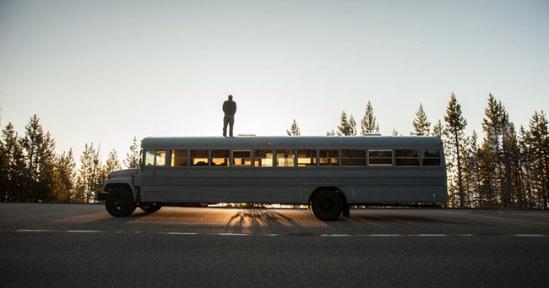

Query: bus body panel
[136,136,448,205]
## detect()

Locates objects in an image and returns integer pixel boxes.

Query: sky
[1,0,548,162]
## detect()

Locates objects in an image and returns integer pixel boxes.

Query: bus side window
[254,150,273,167]
[319,150,338,166]
[341,150,366,166]
[297,150,317,167]
[276,149,295,167]
[155,150,167,166]
[190,150,209,166]
[144,150,155,166]
[233,150,252,166]
[423,149,441,166]
[395,149,419,166]
[368,150,392,166]
[212,150,230,166]
[171,150,189,167]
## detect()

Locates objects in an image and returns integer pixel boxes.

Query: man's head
[228,95,233,101]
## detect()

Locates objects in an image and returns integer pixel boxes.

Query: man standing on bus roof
[222,94,237,137]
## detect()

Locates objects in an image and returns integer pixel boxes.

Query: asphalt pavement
[1,203,549,287]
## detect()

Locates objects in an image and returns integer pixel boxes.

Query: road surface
[1,203,549,287]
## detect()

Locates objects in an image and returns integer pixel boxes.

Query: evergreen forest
[1,94,547,208]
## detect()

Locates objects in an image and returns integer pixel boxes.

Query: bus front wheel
[310,189,344,221]
[105,186,136,217]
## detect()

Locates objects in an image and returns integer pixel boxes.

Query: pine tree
[480,94,516,207]
[392,129,400,136]
[361,101,380,134]
[519,126,536,207]
[1,123,26,202]
[76,143,101,203]
[286,119,301,136]
[503,123,522,207]
[471,131,482,207]
[432,120,443,136]
[124,137,140,168]
[51,149,76,202]
[462,131,480,207]
[337,111,357,136]
[21,115,43,201]
[20,115,56,202]
[523,111,549,208]
[477,139,496,207]
[412,104,431,136]
[326,130,336,136]
[337,111,350,136]
[480,94,502,207]
[349,116,357,136]
[103,149,121,177]
[444,93,467,208]
[37,132,56,202]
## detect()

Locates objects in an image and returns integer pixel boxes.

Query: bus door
[140,149,168,202]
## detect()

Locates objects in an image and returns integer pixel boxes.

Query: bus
[102,136,448,221]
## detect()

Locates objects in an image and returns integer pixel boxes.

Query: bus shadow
[225,209,305,233]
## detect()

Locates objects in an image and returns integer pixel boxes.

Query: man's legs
[228,116,234,137]
[223,116,229,137]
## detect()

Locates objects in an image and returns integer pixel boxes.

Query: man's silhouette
[222,95,237,137]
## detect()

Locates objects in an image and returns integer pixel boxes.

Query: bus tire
[105,186,136,217]
[311,189,344,221]
[139,202,162,214]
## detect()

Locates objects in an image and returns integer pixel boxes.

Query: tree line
[1,93,547,208]
[288,94,548,208]
[0,115,140,203]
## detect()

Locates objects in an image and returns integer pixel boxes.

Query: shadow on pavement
[225,209,307,233]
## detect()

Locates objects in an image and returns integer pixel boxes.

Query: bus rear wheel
[105,186,136,217]
[139,202,162,214]
[310,189,344,221]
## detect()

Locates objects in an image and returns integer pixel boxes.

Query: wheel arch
[104,182,136,201]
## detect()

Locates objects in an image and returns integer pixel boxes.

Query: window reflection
[171,150,188,167]
[254,150,273,167]
[155,150,167,166]
[319,150,338,166]
[190,150,209,166]
[297,150,317,167]
[276,149,295,167]
[144,150,155,166]
[211,150,230,166]
[233,150,252,166]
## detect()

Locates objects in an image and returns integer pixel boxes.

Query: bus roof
[141,136,443,149]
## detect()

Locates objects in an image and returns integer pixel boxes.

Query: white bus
[102,136,448,221]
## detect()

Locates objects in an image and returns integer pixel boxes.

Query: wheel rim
[111,195,130,211]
